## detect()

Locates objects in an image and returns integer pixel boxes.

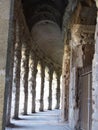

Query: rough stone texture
[22,43,30,115]
[0,0,10,129]
[69,23,95,129]
[14,23,22,119]
[71,24,95,68]
[92,10,98,130]
[62,0,77,39]
[69,67,79,130]
[62,44,70,121]
[68,44,83,130]
[40,61,45,111]
[82,44,94,67]
[29,52,38,113]
[69,4,96,128]
[48,66,53,110]
[72,2,97,26]
[1,1,97,130]
[71,24,95,47]
[72,45,83,68]
[55,70,61,109]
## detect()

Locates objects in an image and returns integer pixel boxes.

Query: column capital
[30,51,38,73]
[48,64,54,75]
[30,50,38,60]
[55,69,61,80]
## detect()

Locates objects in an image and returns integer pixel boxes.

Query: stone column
[1,1,14,128]
[22,43,30,115]
[6,12,16,126]
[14,24,22,119]
[92,9,98,130]
[62,44,70,121]
[55,70,61,109]
[39,61,45,111]
[30,52,38,113]
[68,67,79,129]
[48,66,53,110]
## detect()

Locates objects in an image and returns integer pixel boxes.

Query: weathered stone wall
[68,2,96,129]
[92,20,98,130]
[69,67,79,129]
[61,44,70,121]
[0,0,10,129]
[69,26,95,129]
[71,24,95,68]
[92,1,98,130]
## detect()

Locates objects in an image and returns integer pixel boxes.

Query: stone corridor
[1,0,98,130]
[6,110,72,130]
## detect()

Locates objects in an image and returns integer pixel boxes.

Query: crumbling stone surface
[92,3,98,129]
[39,60,45,111]
[62,45,70,121]
[69,67,79,130]
[82,44,94,67]
[71,24,95,47]
[55,70,61,109]
[1,1,97,130]
[71,2,97,26]
[14,24,22,119]
[71,24,95,68]
[66,2,97,129]
[29,52,38,113]
[48,65,54,110]
[21,44,30,115]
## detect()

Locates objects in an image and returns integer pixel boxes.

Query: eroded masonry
[0,0,98,130]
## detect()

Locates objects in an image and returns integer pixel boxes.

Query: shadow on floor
[6,110,72,130]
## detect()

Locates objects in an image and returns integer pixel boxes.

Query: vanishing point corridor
[1,0,98,130]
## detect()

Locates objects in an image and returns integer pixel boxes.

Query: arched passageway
[0,0,98,130]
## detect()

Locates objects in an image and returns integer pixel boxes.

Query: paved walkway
[6,110,72,130]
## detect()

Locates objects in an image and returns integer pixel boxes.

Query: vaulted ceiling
[22,0,68,29]
[21,0,96,66]
[22,0,68,66]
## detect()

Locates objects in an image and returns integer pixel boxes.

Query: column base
[48,103,52,110]
[23,113,28,115]
[13,116,20,120]
[55,104,60,109]
[39,108,44,112]
[48,107,52,110]
[32,110,36,113]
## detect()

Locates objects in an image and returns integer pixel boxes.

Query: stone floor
[6,110,72,130]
